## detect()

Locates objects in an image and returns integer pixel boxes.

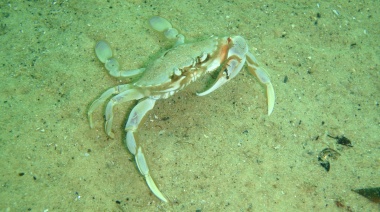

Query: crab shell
[132,36,250,100]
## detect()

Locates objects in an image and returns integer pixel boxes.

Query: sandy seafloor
[0,0,379,211]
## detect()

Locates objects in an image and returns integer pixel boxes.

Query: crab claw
[197,36,248,96]
[197,36,275,116]
[196,57,246,96]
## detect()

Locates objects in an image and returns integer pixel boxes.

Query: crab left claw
[197,36,275,115]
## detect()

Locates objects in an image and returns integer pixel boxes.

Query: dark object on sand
[352,187,380,203]
[317,148,340,171]
[328,135,353,147]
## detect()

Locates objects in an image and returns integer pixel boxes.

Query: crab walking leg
[95,41,145,78]
[136,147,168,202]
[104,89,145,138]
[246,52,275,115]
[88,84,133,128]
[124,98,168,202]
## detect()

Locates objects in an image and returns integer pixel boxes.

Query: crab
[88,16,275,202]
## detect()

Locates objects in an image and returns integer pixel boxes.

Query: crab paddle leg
[95,41,145,78]
[124,98,168,202]
[149,16,185,46]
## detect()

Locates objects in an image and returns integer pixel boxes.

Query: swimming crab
[88,16,275,202]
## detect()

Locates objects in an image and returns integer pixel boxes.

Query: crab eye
[197,53,208,63]
[227,37,232,43]
[173,68,182,76]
